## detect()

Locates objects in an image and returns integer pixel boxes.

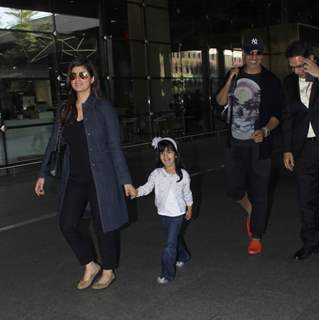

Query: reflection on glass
[146,0,168,8]
[55,14,98,34]
[0,29,55,126]
[128,3,144,41]
[223,49,243,71]
[6,124,53,163]
[0,132,5,165]
[113,78,150,143]
[233,50,243,67]
[209,48,218,77]
[55,14,99,95]
[171,50,202,78]
[150,43,171,77]
[0,7,53,32]
[145,7,170,42]
[150,79,185,136]
[224,49,233,72]
[182,80,207,133]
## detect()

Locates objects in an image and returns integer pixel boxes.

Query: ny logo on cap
[251,38,258,45]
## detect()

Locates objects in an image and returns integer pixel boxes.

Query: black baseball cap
[243,36,265,54]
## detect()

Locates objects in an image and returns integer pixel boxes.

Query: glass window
[115,79,150,143]
[145,0,168,7]
[55,14,100,87]
[171,51,182,78]
[0,7,53,32]
[209,48,218,77]
[108,2,129,40]
[149,43,171,77]
[0,30,55,123]
[0,135,5,166]
[114,40,146,78]
[145,7,170,42]
[151,79,184,136]
[151,79,173,112]
[128,3,144,41]
[55,14,98,34]
[6,124,53,163]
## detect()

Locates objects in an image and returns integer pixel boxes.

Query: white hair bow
[151,136,178,151]
[151,137,163,149]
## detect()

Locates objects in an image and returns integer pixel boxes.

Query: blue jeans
[160,215,191,281]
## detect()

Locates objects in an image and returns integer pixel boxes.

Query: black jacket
[282,73,319,158]
[215,66,284,159]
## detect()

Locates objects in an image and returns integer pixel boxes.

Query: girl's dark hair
[155,139,184,182]
[61,58,101,125]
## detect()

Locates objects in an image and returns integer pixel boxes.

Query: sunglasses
[245,50,263,56]
[69,71,90,81]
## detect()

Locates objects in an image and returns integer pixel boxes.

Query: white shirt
[299,77,316,138]
[137,168,193,217]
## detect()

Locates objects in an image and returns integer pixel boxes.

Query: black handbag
[48,121,63,178]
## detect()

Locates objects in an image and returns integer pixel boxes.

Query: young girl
[135,137,193,284]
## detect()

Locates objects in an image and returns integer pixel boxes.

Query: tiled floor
[1,136,318,320]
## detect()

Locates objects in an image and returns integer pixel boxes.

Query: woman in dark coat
[35,59,136,290]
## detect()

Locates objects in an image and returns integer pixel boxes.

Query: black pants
[59,178,120,269]
[225,138,271,238]
[295,139,319,249]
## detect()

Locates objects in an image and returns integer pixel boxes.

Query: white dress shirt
[299,77,316,138]
[137,168,193,217]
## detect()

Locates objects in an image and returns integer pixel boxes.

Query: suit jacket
[282,73,319,157]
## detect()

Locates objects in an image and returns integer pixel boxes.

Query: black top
[63,120,92,181]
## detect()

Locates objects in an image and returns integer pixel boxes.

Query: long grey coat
[39,95,132,232]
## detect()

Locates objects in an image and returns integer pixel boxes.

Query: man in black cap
[215,36,284,255]
[282,40,319,260]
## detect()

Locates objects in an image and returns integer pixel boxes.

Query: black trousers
[225,138,271,238]
[295,139,319,249]
[59,178,120,269]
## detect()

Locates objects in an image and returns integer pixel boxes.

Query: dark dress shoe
[293,247,313,260]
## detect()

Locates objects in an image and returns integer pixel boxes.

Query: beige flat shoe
[77,265,101,290]
[91,272,115,290]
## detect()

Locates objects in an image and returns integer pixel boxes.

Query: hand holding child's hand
[124,184,137,199]
[185,207,192,220]
[130,188,138,199]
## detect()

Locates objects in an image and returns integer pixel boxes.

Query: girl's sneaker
[157,276,169,284]
[176,261,185,268]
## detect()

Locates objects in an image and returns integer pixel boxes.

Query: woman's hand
[123,184,137,199]
[35,177,45,196]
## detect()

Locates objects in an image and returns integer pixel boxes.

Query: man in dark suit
[282,40,319,260]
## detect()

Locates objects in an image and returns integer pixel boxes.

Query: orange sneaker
[248,239,262,255]
[246,215,252,238]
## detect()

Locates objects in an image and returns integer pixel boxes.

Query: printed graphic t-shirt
[231,72,261,140]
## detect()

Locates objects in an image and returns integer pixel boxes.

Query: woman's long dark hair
[155,139,184,182]
[61,58,101,125]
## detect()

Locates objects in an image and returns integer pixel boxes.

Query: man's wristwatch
[261,126,270,138]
